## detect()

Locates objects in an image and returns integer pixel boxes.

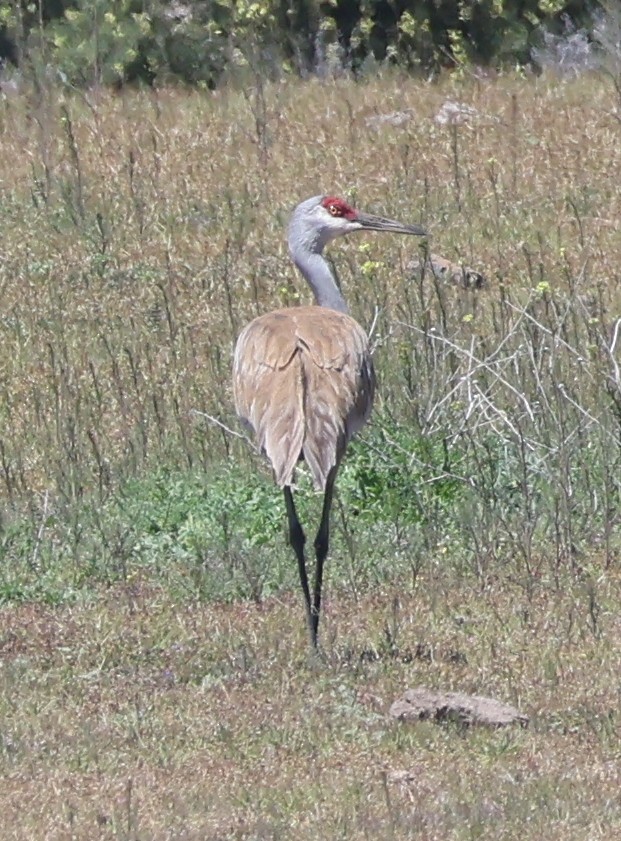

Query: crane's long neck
[290,244,348,314]
[287,197,350,312]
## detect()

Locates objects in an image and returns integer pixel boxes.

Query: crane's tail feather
[235,335,357,492]
[300,362,345,491]
[259,354,306,489]
[251,352,345,492]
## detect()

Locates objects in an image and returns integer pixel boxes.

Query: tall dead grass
[0,70,619,589]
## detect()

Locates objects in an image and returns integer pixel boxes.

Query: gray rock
[408,252,487,289]
[389,687,528,728]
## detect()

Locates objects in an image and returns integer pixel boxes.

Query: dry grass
[2,571,621,839]
[1,71,619,497]
[1,68,621,837]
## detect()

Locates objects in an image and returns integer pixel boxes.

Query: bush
[0,0,603,86]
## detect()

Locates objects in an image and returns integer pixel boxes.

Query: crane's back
[233,306,375,490]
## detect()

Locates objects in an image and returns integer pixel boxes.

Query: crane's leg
[283,486,315,645]
[311,466,338,645]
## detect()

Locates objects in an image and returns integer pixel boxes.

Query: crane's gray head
[288,194,427,255]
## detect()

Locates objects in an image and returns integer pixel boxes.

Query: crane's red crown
[321,196,357,221]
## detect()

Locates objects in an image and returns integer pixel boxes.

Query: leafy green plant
[0,0,602,87]
[47,0,152,87]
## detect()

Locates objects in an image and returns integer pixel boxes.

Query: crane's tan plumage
[233,305,374,491]
[233,194,426,648]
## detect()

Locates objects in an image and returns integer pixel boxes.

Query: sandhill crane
[233,195,426,648]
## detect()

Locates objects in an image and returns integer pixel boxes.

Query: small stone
[389,687,528,728]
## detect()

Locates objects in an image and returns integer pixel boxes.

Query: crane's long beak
[356,211,427,237]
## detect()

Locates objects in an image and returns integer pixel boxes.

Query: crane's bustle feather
[233,307,374,491]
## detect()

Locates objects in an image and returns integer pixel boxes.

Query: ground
[2,570,620,839]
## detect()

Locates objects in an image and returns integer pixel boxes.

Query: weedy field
[0,67,621,838]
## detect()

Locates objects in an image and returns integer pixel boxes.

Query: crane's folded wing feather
[233,306,374,490]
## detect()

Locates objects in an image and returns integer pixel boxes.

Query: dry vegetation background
[0,68,621,838]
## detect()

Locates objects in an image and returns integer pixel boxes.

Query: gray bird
[233,195,426,647]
